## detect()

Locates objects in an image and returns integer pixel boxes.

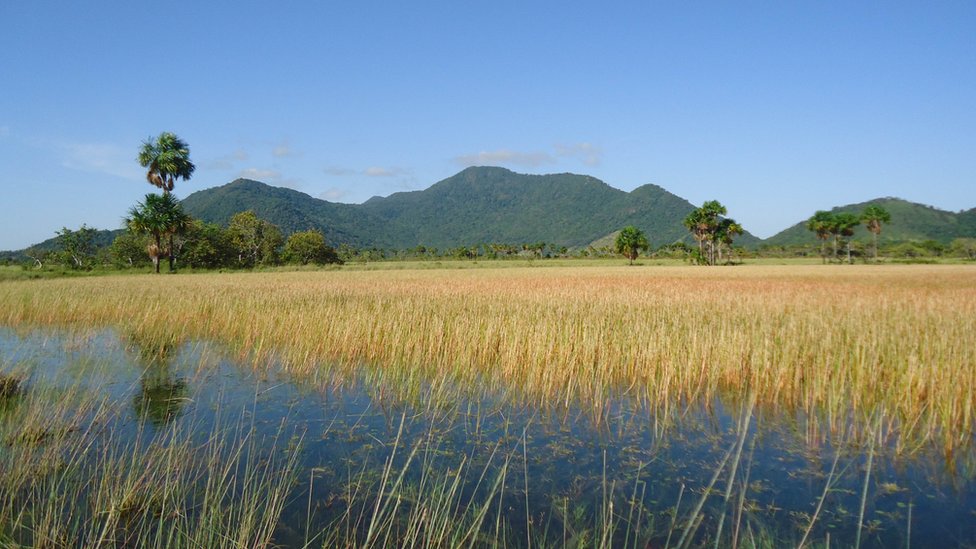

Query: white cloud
[238,168,281,182]
[453,149,555,168]
[318,187,349,201]
[272,140,298,158]
[364,166,411,177]
[203,149,249,170]
[364,166,393,177]
[324,166,355,176]
[60,141,141,180]
[556,142,602,166]
[236,167,302,189]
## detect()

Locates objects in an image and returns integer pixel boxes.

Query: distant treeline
[4,212,975,273]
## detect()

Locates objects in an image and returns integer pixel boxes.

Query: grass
[0,263,973,546]
[1,264,974,454]
[0,338,302,548]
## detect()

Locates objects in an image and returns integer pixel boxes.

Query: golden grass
[2,264,974,452]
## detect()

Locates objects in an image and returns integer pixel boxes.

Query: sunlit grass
[1,264,974,456]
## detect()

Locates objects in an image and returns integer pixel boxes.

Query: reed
[0,347,301,548]
[1,264,973,455]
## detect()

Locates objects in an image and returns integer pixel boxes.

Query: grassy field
[2,263,973,454]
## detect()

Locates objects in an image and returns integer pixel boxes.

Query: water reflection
[125,332,190,427]
[1,327,974,548]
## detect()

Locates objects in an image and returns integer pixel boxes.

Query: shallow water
[1,328,974,547]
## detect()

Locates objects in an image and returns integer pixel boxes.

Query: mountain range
[6,167,974,255]
[181,166,762,249]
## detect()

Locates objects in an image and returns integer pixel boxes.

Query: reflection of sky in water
[1,328,974,548]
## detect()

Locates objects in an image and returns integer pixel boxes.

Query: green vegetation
[283,229,341,265]
[805,205,891,264]
[772,198,974,247]
[682,200,743,265]
[53,224,99,270]
[861,204,891,260]
[137,132,195,193]
[125,193,191,273]
[4,167,975,269]
[227,210,285,267]
[180,167,761,250]
[614,226,649,265]
[126,132,197,273]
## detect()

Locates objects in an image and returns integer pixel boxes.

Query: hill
[183,167,760,249]
[0,229,120,259]
[179,179,389,248]
[763,198,976,247]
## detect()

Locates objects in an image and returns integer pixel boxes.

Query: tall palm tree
[715,218,743,264]
[137,132,195,193]
[832,212,861,264]
[861,205,891,261]
[683,200,727,265]
[806,211,835,264]
[125,193,190,273]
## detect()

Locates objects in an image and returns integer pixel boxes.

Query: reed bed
[0,339,302,547]
[1,264,974,453]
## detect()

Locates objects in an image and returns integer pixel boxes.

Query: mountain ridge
[763,196,976,246]
[5,167,974,255]
[181,167,761,249]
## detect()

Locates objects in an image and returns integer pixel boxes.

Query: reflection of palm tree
[126,335,190,427]
[133,370,188,427]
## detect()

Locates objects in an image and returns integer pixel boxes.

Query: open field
[2,264,974,453]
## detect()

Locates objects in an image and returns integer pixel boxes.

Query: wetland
[1,265,974,547]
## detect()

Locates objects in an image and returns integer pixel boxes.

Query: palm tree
[806,211,835,264]
[861,205,891,261]
[137,132,195,193]
[682,208,709,261]
[125,193,190,273]
[683,200,727,265]
[715,218,743,264]
[614,226,649,265]
[831,212,861,264]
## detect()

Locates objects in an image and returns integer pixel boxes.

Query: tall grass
[1,264,973,454]
[0,345,301,548]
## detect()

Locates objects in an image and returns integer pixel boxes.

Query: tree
[227,211,284,267]
[283,229,341,265]
[136,132,195,271]
[178,220,235,269]
[860,205,891,261]
[137,132,195,193]
[23,247,48,269]
[110,231,150,268]
[831,212,860,264]
[950,238,976,260]
[125,193,191,273]
[714,218,743,264]
[615,226,649,265]
[55,224,98,269]
[683,200,728,265]
[806,211,835,264]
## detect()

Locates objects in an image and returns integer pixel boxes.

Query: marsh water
[1,328,974,547]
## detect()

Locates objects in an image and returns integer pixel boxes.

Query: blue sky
[1,1,974,250]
